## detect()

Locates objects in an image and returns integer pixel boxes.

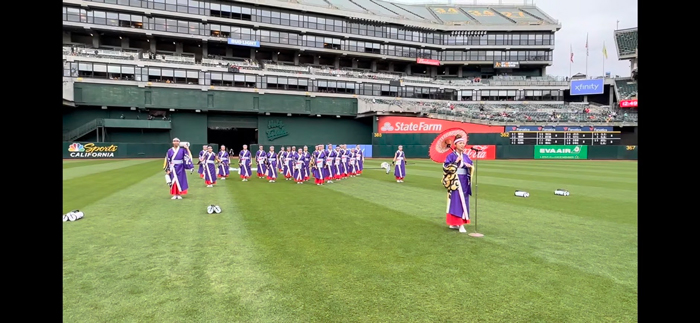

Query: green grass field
[63,158,637,322]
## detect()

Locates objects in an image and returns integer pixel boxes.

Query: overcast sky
[388,0,638,77]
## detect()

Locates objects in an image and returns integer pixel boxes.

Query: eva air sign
[534,145,588,159]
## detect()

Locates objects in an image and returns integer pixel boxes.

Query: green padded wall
[73,83,357,115]
[257,116,372,146]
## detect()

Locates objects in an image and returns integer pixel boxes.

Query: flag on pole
[585,33,589,56]
[603,42,608,59]
[570,44,574,63]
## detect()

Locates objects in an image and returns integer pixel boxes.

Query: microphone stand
[468,147,484,238]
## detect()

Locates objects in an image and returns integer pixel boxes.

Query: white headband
[172,138,180,142]
[453,138,465,144]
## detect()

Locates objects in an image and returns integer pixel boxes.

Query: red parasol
[428,128,468,163]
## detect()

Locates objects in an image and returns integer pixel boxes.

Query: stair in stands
[63,119,105,142]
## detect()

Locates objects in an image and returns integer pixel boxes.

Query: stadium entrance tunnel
[207,127,258,152]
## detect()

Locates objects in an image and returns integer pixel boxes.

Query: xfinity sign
[569,79,604,96]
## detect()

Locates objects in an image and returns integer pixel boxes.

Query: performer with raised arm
[443,134,473,233]
[238,144,252,181]
[202,146,218,187]
[266,146,278,183]
[348,147,357,177]
[302,146,311,181]
[198,144,207,178]
[255,145,267,179]
[393,145,407,183]
[164,138,192,199]
[293,148,305,184]
[217,145,230,180]
[312,145,326,185]
[355,145,364,175]
[324,144,336,183]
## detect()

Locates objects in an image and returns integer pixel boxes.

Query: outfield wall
[63,142,215,159]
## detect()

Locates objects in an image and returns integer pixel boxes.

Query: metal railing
[63,119,104,142]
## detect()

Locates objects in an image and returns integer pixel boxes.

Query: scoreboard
[505,126,621,145]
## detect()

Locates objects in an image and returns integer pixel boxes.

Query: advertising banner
[534,145,588,159]
[67,142,119,158]
[378,116,504,134]
[505,125,613,132]
[494,61,520,68]
[619,99,638,108]
[569,79,604,96]
[227,38,260,48]
[465,145,496,160]
[416,58,440,66]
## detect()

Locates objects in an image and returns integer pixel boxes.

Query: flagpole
[585,34,589,77]
[569,44,572,79]
[602,41,605,77]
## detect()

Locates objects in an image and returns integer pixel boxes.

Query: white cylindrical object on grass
[554,189,570,196]
[514,190,529,198]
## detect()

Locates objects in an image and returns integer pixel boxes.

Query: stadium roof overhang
[230,0,561,32]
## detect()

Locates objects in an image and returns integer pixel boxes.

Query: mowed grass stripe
[63,159,158,181]
[324,175,637,287]
[62,159,123,168]
[63,170,292,322]
[317,175,636,320]
[229,177,586,321]
[405,160,638,176]
[62,160,163,213]
[400,168,637,202]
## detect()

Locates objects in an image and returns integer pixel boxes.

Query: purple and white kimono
[217,150,230,178]
[325,149,336,180]
[238,149,252,179]
[302,151,311,180]
[203,152,217,185]
[340,149,348,178]
[266,151,278,180]
[393,150,406,180]
[283,151,294,179]
[293,153,305,182]
[313,150,325,183]
[198,150,206,178]
[165,146,190,196]
[444,151,473,226]
[348,150,357,175]
[255,150,267,178]
[356,149,364,174]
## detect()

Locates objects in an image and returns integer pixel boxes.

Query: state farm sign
[377,116,504,134]
[465,145,496,160]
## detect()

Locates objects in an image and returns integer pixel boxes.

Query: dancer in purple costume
[164,138,192,199]
[442,134,473,233]
[266,146,278,182]
[255,145,267,179]
[198,145,207,178]
[393,145,407,182]
[217,145,230,179]
[202,146,218,187]
[238,144,252,181]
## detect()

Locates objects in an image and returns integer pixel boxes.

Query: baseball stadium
[63,0,638,321]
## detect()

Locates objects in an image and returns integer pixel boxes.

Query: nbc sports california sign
[67,142,119,158]
[377,116,504,134]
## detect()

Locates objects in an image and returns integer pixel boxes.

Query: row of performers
[240,144,365,185]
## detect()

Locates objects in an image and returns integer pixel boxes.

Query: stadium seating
[63,46,562,87]
[358,98,637,124]
[614,29,637,57]
[614,78,637,99]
